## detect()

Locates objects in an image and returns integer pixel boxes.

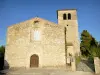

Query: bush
[76,56,81,65]
[0,46,5,70]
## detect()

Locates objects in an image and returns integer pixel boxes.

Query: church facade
[5,9,80,71]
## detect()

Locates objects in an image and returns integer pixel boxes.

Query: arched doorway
[30,54,39,68]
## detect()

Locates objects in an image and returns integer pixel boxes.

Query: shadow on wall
[3,60,9,70]
[0,60,9,75]
[0,59,9,70]
[0,51,9,70]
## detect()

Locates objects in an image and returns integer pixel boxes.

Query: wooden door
[30,54,39,68]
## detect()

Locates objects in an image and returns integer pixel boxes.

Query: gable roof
[8,17,59,28]
[31,17,59,26]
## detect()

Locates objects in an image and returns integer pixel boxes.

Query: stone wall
[5,17,67,69]
[94,57,100,74]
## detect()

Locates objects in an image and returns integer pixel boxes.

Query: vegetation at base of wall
[0,45,5,70]
[80,30,100,59]
[75,56,81,65]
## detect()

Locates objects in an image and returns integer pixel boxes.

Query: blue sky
[0,0,100,46]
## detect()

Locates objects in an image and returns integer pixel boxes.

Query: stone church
[5,9,80,71]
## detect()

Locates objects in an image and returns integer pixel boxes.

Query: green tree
[80,30,92,57]
[0,46,5,54]
[89,37,98,57]
[96,42,100,58]
[80,30,99,58]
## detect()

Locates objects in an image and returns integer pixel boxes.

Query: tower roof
[57,9,77,11]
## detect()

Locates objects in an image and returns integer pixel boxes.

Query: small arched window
[68,13,71,20]
[63,14,67,20]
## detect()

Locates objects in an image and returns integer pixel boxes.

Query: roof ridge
[31,17,58,25]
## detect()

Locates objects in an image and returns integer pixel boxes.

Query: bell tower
[57,9,80,56]
[57,9,78,26]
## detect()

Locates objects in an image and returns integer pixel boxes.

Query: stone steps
[77,61,95,72]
